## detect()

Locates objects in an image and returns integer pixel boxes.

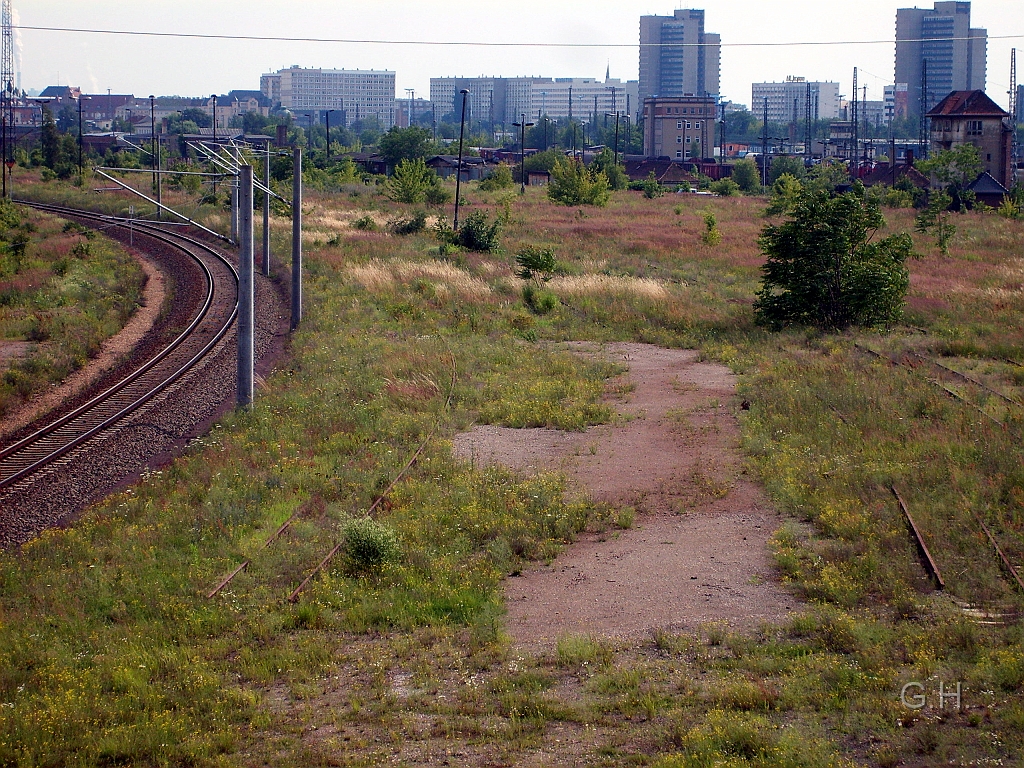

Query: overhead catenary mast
[1,0,14,197]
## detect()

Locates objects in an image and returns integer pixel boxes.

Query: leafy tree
[917,143,983,210]
[514,245,557,281]
[700,209,722,246]
[522,149,562,175]
[589,147,629,190]
[915,189,956,255]
[754,185,915,330]
[180,107,212,128]
[40,107,61,169]
[547,157,610,206]
[765,173,804,215]
[768,155,806,185]
[378,125,435,168]
[384,158,441,203]
[731,158,761,194]
[803,162,851,195]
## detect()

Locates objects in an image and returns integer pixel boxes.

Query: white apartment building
[260,66,396,127]
[750,77,840,123]
[430,75,640,127]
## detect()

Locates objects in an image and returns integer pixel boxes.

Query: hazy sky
[18,1,1024,110]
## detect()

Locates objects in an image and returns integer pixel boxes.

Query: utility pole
[291,146,302,330]
[262,140,271,276]
[919,60,929,160]
[150,95,161,219]
[453,88,469,230]
[805,81,812,158]
[512,114,534,194]
[237,164,254,408]
[1,0,12,198]
[851,67,859,177]
[761,97,769,188]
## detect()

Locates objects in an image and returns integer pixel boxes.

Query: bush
[754,184,915,330]
[522,283,559,314]
[478,163,514,191]
[640,171,665,199]
[384,158,442,204]
[731,157,761,194]
[424,184,453,205]
[342,517,401,573]
[700,209,722,246]
[437,210,501,253]
[388,210,428,235]
[709,178,740,197]
[514,245,557,281]
[352,214,378,231]
[547,156,611,207]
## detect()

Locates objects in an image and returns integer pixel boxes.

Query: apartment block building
[639,9,720,100]
[895,1,986,119]
[750,77,840,123]
[429,76,639,126]
[260,66,396,127]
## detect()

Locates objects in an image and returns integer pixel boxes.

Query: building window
[677,121,683,129]
[676,150,682,158]
[967,120,982,136]
[695,121,702,129]
[685,121,691,129]
[686,136,691,143]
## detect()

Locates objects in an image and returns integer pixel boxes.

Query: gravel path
[453,342,797,647]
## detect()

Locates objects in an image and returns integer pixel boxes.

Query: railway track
[0,202,239,495]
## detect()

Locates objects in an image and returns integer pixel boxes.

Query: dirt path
[453,342,797,647]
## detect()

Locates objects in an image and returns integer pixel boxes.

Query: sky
[17,0,1024,111]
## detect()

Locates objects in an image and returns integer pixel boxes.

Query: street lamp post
[605,112,621,167]
[77,95,91,175]
[211,94,217,142]
[511,114,534,194]
[150,95,161,219]
[325,109,336,161]
[453,89,469,230]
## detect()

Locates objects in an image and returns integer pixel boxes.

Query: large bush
[754,185,915,330]
[547,156,611,207]
[342,517,401,573]
[384,158,442,204]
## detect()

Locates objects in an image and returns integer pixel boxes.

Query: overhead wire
[15,24,1024,49]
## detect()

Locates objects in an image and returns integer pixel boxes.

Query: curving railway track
[0,202,281,547]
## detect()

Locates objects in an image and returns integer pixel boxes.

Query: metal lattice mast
[1,0,13,194]
[919,60,929,160]
[1010,49,1018,170]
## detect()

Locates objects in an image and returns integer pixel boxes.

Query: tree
[378,125,435,169]
[180,107,212,128]
[754,185,915,330]
[731,158,761,194]
[383,158,441,203]
[589,147,628,190]
[547,156,610,206]
[768,155,806,185]
[917,143,983,210]
[915,189,957,255]
[40,107,61,169]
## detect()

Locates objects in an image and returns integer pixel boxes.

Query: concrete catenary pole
[290,146,302,330]
[230,179,239,243]
[262,141,271,276]
[237,164,254,408]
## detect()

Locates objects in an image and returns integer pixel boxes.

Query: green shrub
[388,210,428,235]
[547,156,611,207]
[424,184,453,205]
[640,171,666,199]
[521,283,558,314]
[478,163,514,191]
[342,517,401,573]
[710,178,740,197]
[514,245,557,281]
[448,210,501,252]
[384,158,442,204]
[700,209,722,246]
[352,214,378,231]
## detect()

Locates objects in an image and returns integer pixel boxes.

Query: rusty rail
[892,485,945,590]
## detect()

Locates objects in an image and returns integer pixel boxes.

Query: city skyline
[17,0,1024,111]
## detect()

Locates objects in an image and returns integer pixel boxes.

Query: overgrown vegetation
[0,201,144,419]
[4,167,1023,767]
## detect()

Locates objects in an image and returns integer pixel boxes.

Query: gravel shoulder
[453,342,798,647]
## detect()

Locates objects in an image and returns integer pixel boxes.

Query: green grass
[2,172,1023,766]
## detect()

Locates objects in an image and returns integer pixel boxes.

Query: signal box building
[926,90,1013,188]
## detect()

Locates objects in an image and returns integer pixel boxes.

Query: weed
[556,635,614,671]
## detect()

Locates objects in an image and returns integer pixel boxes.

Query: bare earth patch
[453,342,797,647]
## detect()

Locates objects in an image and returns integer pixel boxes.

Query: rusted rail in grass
[971,511,1024,594]
[206,512,298,598]
[892,485,945,591]
[286,349,458,603]
[906,351,1022,409]
[853,343,1003,426]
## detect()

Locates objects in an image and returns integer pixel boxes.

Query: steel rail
[0,202,239,490]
